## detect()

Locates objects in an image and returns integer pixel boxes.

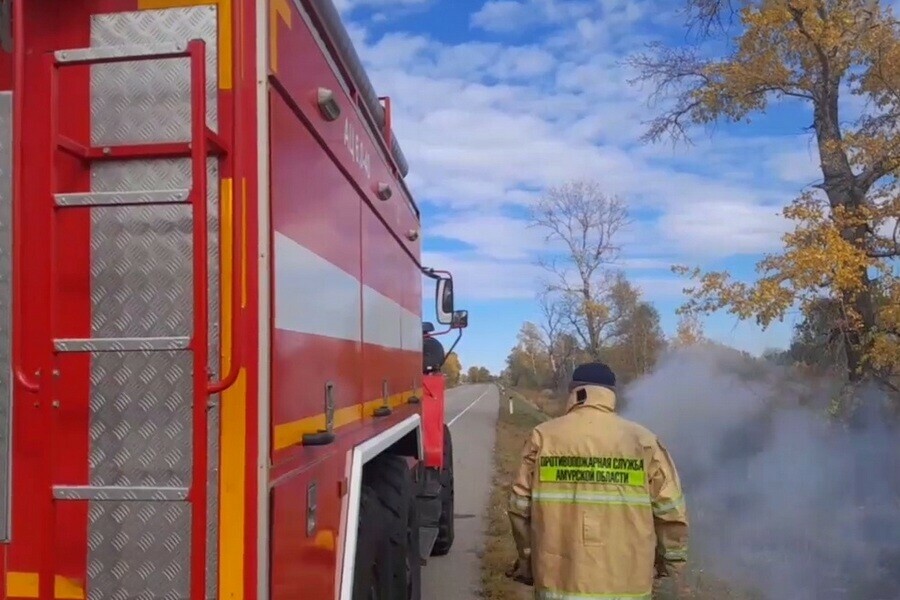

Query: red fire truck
[0,1,467,599]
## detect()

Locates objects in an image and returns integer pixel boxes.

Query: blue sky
[334,0,830,374]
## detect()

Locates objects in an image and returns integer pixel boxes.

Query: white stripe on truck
[273,231,422,351]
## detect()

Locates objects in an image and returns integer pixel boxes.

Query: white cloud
[470,0,593,34]
[362,34,556,82]
[428,213,549,260]
[490,46,557,79]
[422,251,542,300]
[658,200,790,256]
[620,257,678,270]
[335,0,430,13]
[363,33,431,67]
[359,37,800,216]
[631,276,690,300]
[469,1,534,32]
[471,0,668,56]
[342,2,820,328]
[767,145,821,186]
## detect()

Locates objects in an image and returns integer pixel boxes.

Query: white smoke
[620,346,900,600]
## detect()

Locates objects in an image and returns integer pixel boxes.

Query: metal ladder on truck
[22,34,236,600]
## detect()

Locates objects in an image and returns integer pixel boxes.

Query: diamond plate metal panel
[89,351,193,488]
[89,7,220,599]
[90,203,193,338]
[0,92,11,543]
[87,501,191,600]
[91,7,218,145]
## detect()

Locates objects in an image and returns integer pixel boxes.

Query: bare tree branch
[683,0,745,38]
[626,44,712,143]
[627,43,814,144]
[530,180,631,360]
[537,289,564,349]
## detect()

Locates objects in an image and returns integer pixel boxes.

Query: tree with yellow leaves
[631,0,900,388]
[673,311,706,347]
[441,352,462,388]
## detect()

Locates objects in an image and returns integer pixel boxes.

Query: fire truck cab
[0,1,465,599]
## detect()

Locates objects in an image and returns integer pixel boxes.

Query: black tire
[364,455,422,600]
[422,336,445,373]
[431,424,454,556]
[352,485,394,600]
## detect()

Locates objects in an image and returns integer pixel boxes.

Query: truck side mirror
[436,277,454,325]
[450,310,468,329]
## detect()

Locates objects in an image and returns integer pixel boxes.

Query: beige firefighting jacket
[507,385,689,599]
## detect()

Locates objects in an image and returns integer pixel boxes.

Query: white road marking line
[447,387,491,427]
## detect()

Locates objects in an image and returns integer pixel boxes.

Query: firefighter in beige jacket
[506,362,689,599]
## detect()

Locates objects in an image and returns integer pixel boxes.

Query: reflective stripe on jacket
[507,385,689,598]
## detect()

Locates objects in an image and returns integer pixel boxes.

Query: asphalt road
[422,383,499,599]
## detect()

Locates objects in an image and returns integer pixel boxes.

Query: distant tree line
[438,351,495,387]
[466,366,494,383]
[501,311,704,392]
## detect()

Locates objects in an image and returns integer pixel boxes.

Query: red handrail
[12,0,39,394]
[187,38,209,600]
[207,7,243,395]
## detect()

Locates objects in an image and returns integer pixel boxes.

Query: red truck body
[0,1,463,599]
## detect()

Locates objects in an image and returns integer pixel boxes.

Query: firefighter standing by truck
[506,362,690,599]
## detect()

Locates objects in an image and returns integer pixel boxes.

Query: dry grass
[515,388,567,417]
[480,391,548,599]
[479,389,762,600]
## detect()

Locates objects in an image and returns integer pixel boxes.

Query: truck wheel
[431,424,454,556]
[365,454,422,599]
[352,485,393,600]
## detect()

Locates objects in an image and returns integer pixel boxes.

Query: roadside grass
[515,388,567,418]
[480,388,761,600]
[480,390,547,599]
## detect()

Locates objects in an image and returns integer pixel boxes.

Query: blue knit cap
[569,362,616,391]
